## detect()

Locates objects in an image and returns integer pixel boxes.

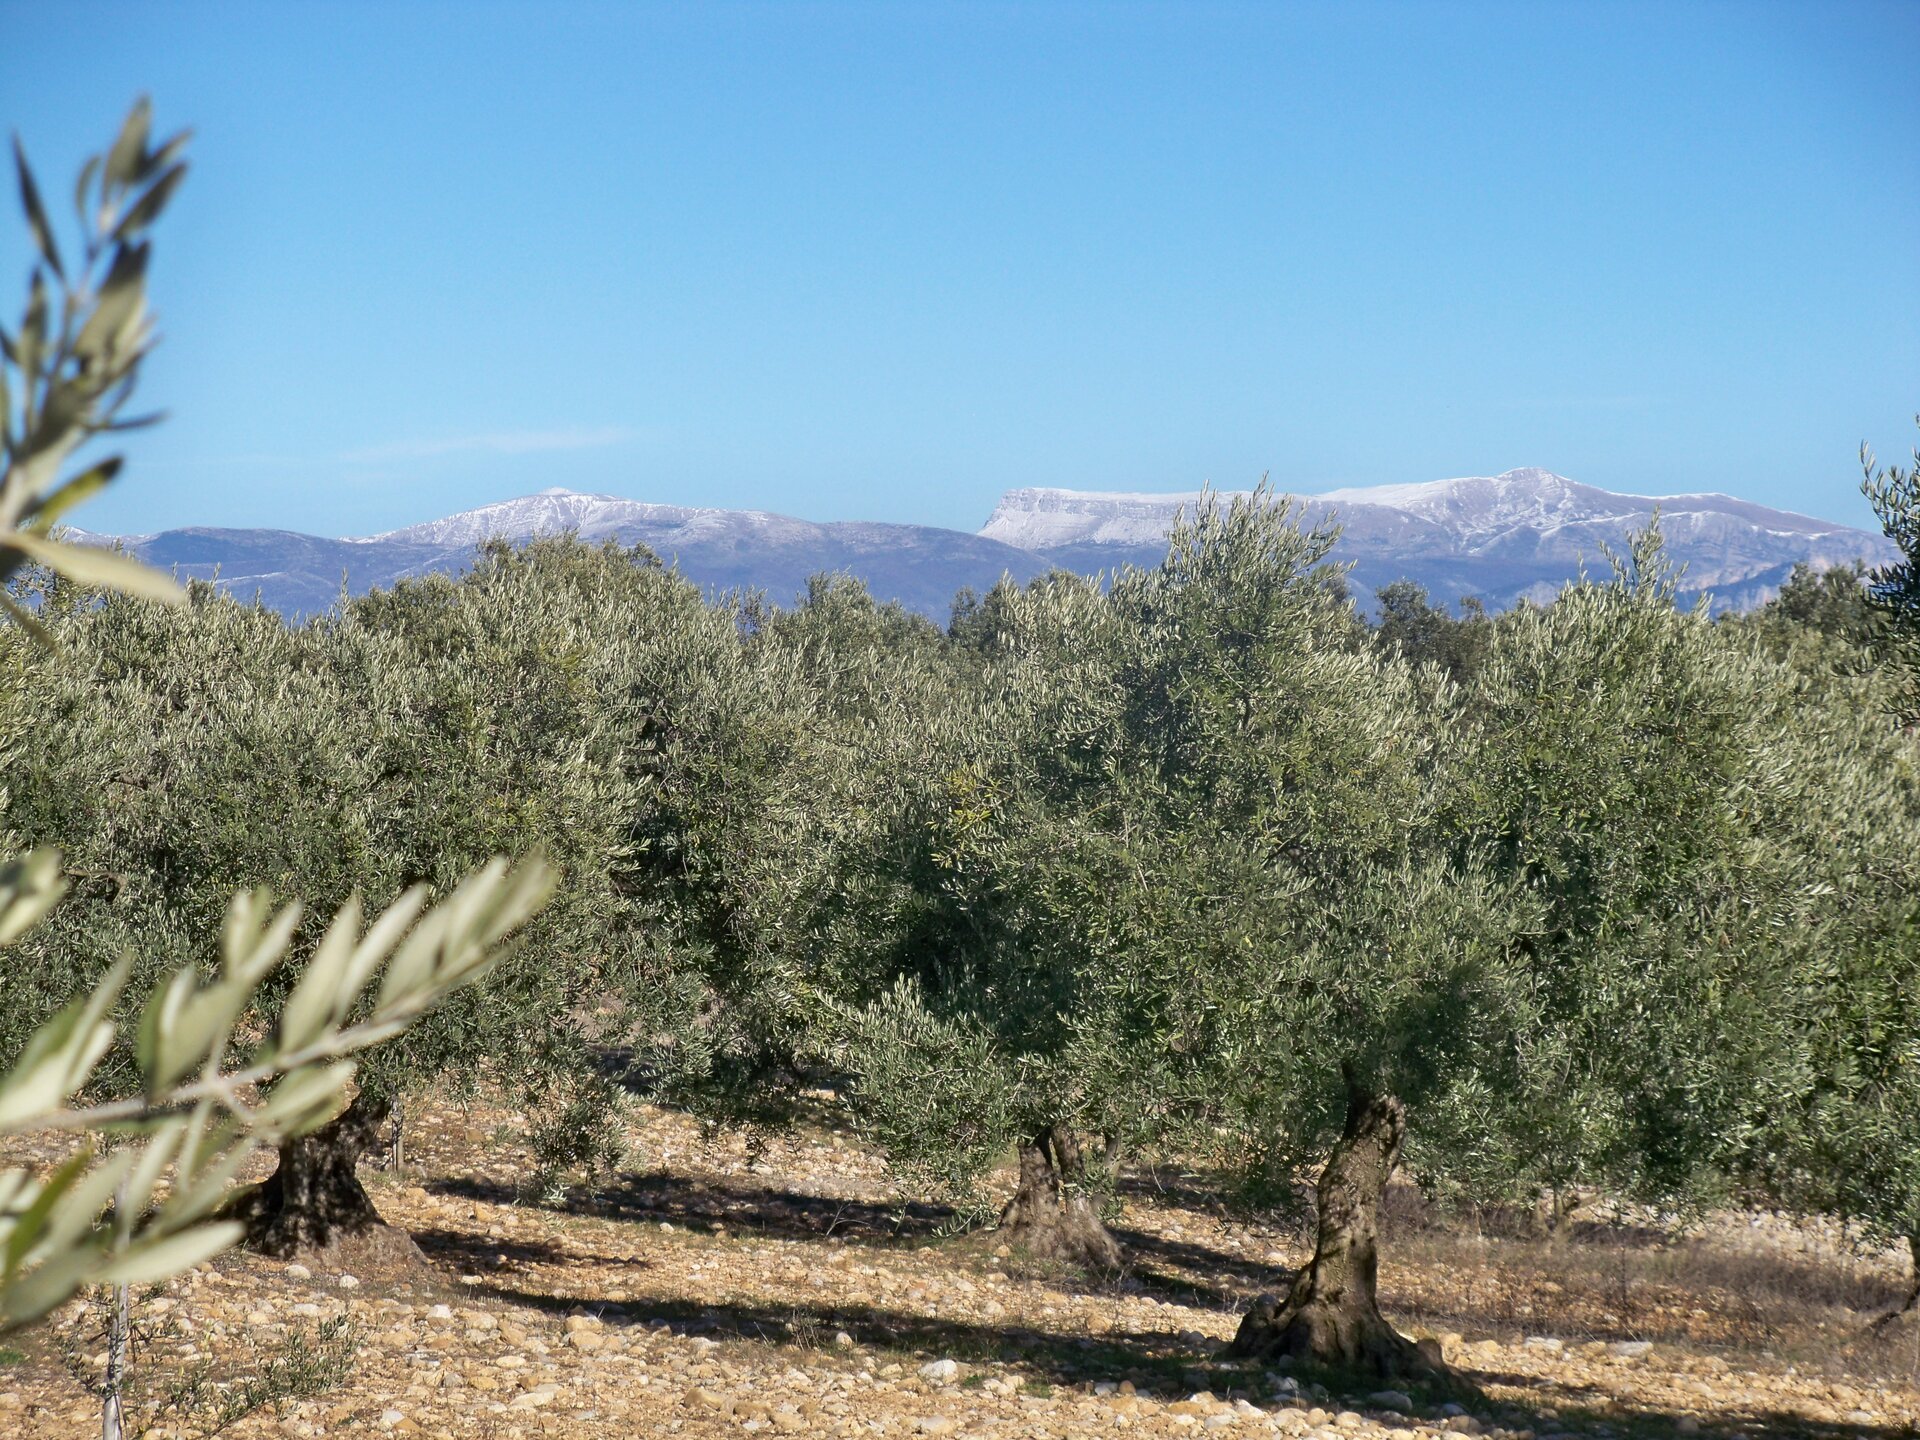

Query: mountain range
[68,468,1896,621]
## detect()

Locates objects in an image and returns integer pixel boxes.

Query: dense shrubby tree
[835,570,1145,1263]
[0,104,550,1338]
[1864,418,1920,721]
[1735,653,1920,1324]
[1207,533,1861,1375]
[1371,579,1491,681]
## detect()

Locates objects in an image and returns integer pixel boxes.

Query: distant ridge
[75,470,1895,620]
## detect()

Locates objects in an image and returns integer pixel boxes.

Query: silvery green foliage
[0,100,189,626]
[1724,562,1920,1266]
[0,817,553,1329]
[1863,417,1920,725]
[0,105,554,1329]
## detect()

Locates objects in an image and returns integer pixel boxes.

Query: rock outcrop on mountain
[73,470,1893,620]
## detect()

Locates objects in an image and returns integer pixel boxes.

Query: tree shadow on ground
[464,1278,1914,1439]
[412,1226,653,1279]
[426,1170,957,1245]
[1106,1223,1290,1312]
[425,1170,1290,1313]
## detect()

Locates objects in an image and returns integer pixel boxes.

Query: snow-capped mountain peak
[77,469,1895,622]
[352,491,734,548]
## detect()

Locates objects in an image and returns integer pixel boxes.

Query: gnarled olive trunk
[1871,1234,1920,1333]
[235,1094,398,1257]
[1228,1088,1438,1378]
[998,1124,1123,1270]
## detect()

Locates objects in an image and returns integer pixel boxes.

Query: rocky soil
[4,1097,1917,1439]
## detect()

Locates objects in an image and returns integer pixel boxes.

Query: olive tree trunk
[236,1094,400,1257]
[1871,1233,1920,1332]
[998,1124,1123,1270]
[1228,1088,1438,1378]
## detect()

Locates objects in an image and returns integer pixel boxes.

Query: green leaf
[105,1221,242,1286]
[255,1061,353,1136]
[74,242,149,361]
[40,1150,137,1256]
[103,100,153,192]
[139,966,199,1095]
[71,156,100,232]
[141,130,192,187]
[0,531,184,604]
[0,850,66,945]
[111,162,186,244]
[1,1148,90,1270]
[16,269,47,399]
[0,593,53,648]
[224,894,301,982]
[0,956,126,1130]
[165,1136,254,1223]
[0,1243,103,1327]
[275,896,362,1058]
[22,457,122,533]
[11,138,63,280]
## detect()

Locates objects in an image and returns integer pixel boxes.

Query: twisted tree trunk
[1228,1087,1438,1378]
[1871,1234,1920,1333]
[998,1124,1123,1270]
[236,1094,400,1258]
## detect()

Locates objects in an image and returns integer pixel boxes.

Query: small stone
[658,1222,675,1233]
[378,1410,405,1428]
[1607,1340,1653,1359]
[915,1420,958,1436]
[336,1274,360,1290]
[1522,1335,1563,1352]
[1676,1421,1701,1437]
[284,1263,312,1281]
[1368,1390,1414,1413]
[834,1331,854,1347]
[918,1358,960,1383]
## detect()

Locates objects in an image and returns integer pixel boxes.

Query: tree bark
[1228,1087,1439,1378]
[998,1124,1123,1270]
[1870,1233,1920,1332]
[1546,1183,1581,1249]
[100,1282,127,1440]
[235,1093,399,1258]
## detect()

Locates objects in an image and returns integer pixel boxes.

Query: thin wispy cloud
[340,427,637,465]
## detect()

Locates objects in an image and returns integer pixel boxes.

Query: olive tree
[0,105,550,1330]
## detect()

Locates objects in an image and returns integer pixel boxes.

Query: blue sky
[3,1,1916,538]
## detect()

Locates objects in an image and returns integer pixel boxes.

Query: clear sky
[3,1,1916,539]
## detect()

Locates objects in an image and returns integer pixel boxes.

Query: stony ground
[5,1096,1918,1440]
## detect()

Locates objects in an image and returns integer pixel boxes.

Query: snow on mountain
[72,470,1895,620]
[353,488,729,547]
[978,468,1896,613]
[978,488,1240,548]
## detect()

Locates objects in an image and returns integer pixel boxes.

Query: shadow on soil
[460,1275,1912,1440]
[413,1166,1917,1434]
[425,1170,1290,1313]
[426,1170,957,1244]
